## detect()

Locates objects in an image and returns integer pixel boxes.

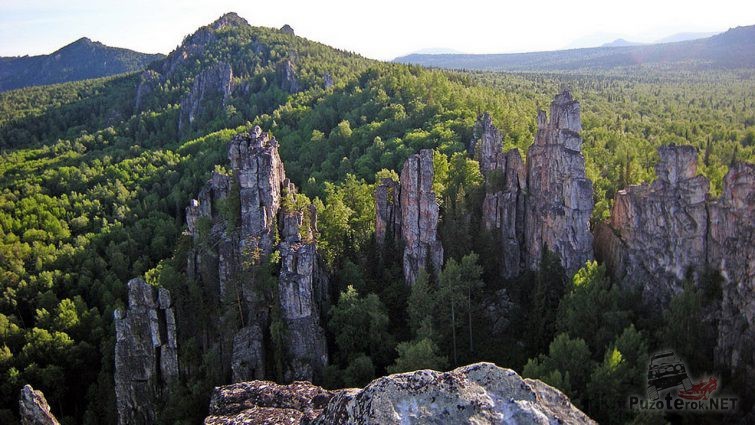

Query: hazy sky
[2,0,754,60]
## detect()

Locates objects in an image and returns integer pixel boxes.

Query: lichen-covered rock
[114,278,178,425]
[204,363,595,424]
[399,149,443,285]
[19,385,59,425]
[315,363,595,425]
[277,59,300,93]
[205,381,334,425]
[525,91,594,276]
[595,145,709,305]
[179,62,234,135]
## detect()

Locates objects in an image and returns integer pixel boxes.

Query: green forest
[0,14,753,424]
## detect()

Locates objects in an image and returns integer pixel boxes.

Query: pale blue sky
[1,0,754,60]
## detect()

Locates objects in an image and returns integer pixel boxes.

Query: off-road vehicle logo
[628,350,738,413]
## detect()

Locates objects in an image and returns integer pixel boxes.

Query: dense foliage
[0,15,752,424]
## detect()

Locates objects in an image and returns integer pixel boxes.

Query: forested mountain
[0,37,163,92]
[395,25,755,71]
[0,11,753,424]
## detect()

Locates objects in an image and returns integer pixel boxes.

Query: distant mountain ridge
[395,25,755,71]
[0,37,164,92]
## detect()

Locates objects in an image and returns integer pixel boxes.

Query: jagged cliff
[525,91,594,275]
[179,62,234,135]
[19,385,59,425]
[113,278,178,425]
[204,362,596,424]
[595,145,709,304]
[374,149,443,285]
[471,92,594,278]
[185,126,329,384]
[595,146,754,392]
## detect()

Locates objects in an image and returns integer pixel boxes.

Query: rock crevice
[114,278,178,425]
[185,126,329,384]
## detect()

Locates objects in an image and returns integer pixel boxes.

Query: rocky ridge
[185,126,329,384]
[19,385,59,425]
[113,278,178,425]
[204,362,596,424]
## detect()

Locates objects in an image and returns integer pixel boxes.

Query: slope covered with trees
[0,37,164,92]
[0,12,752,424]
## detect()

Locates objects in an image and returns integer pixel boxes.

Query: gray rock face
[471,94,592,279]
[374,150,443,285]
[204,363,595,424]
[277,59,300,94]
[709,163,755,384]
[374,177,401,247]
[525,91,594,276]
[114,278,178,425]
[186,127,329,384]
[278,189,329,382]
[19,385,59,425]
[280,24,295,36]
[134,70,161,111]
[595,145,709,305]
[471,113,528,278]
[594,147,755,393]
[400,150,444,284]
[179,62,234,135]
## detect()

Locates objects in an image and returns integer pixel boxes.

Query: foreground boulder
[204,362,595,424]
[19,385,59,425]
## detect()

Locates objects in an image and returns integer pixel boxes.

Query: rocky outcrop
[374,150,443,285]
[280,25,295,36]
[185,126,329,384]
[374,177,401,247]
[470,93,592,278]
[204,362,595,424]
[161,13,248,78]
[471,113,528,278]
[323,72,334,89]
[525,91,594,276]
[595,145,709,305]
[277,59,300,94]
[205,381,333,424]
[114,278,178,425]
[179,62,234,135]
[134,70,160,111]
[19,385,59,425]
[594,147,755,394]
[709,163,755,383]
[401,150,443,284]
[278,189,329,382]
